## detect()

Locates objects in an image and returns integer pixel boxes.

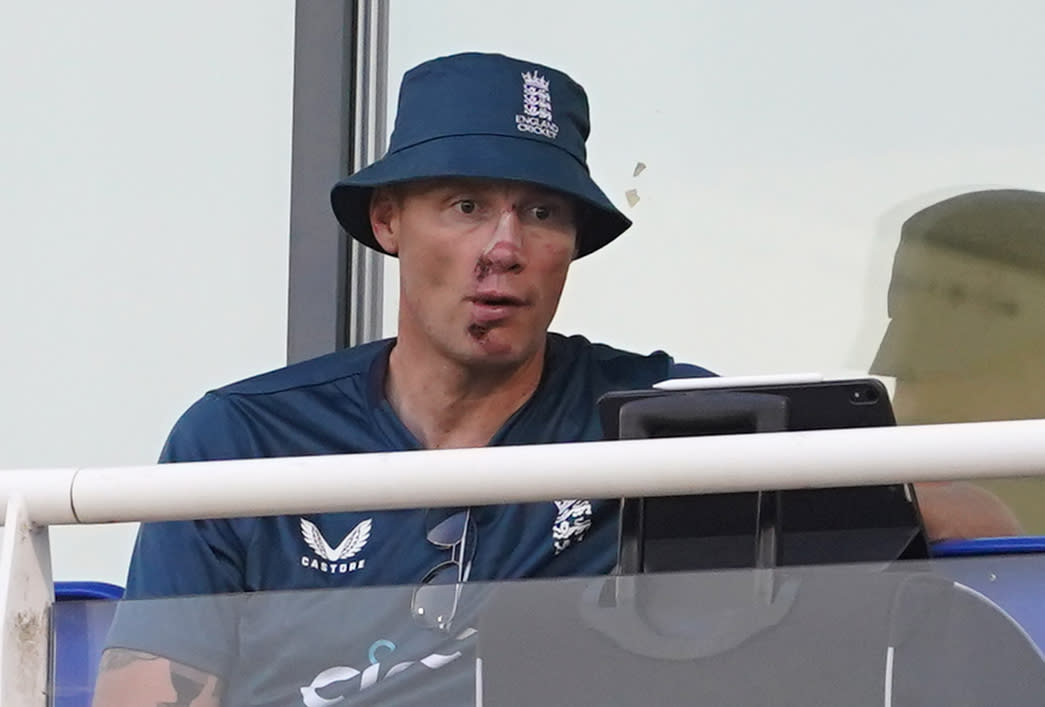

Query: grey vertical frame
[347,0,388,347]
[287,0,388,364]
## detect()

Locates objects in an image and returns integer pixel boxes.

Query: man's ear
[370,187,400,255]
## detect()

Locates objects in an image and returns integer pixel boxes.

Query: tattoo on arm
[161,662,213,707]
[95,649,223,707]
[98,648,161,672]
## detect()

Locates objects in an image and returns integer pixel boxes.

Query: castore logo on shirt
[300,517,372,574]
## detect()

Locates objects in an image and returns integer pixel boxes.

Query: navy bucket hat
[330,52,631,259]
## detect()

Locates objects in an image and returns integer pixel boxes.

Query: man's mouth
[471,294,525,307]
[468,293,526,324]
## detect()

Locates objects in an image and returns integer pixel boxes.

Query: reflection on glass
[872,189,1045,532]
[69,558,1045,706]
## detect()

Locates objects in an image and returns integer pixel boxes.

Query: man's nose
[478,209,526,275]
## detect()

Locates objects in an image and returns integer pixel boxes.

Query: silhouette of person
[871,188,1045,536]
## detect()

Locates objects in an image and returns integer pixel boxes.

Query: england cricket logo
[515,70,559,139]
[552,499,592,554]
[300,517,372,575]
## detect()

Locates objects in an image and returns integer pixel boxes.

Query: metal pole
[347,0,389,346]
[0,419,1035,525]
[0,496,53,707]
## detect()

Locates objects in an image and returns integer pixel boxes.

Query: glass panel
[52,599,118,707]
[380,1,1045,532]
[55,556,1045,705]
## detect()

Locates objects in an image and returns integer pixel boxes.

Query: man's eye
[456,200,477,214]
[532,205,552,220]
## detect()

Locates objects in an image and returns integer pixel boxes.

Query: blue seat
[932,536,1045,557]
[932,537,1045,651]
[53,581,124,707]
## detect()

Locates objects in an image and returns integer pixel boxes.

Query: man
[93,53,1014,706]
[94,52,711,707]
[871,188,1045,538]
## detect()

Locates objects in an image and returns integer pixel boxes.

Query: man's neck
[383,336,548,449]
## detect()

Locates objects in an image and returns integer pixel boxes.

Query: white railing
[4,418,1045,705]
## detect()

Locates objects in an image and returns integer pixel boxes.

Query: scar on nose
[474,258,491,279]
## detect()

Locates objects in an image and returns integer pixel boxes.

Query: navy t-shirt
[106,333,711,705]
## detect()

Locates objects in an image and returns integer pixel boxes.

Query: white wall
[381,1,1045,376]
[0,2,295,583]
[7,1,1045,581]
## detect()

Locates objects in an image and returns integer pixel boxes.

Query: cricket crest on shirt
[552,499,592,554]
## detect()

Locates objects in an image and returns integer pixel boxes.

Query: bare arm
[915,481,1024,542]
[92,648,222,707]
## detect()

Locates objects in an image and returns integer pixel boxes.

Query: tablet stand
[615,390,929,575]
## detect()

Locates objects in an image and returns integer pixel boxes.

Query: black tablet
[597,376,929,572]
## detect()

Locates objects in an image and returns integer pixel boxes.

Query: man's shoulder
[160,339,393,462]
[549,332,669,364]
[214,338,392,398]
[548,333,714,380]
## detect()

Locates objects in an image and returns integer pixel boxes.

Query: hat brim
[330,134,631,259]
